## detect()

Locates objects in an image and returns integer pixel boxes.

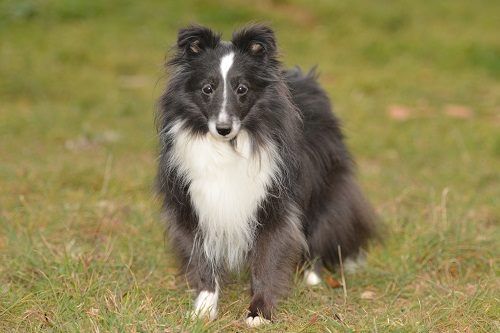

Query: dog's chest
[170,128,277,268]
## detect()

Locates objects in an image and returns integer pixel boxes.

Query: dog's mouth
[208,119,241,141]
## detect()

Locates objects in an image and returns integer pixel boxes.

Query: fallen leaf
[309,313,319,324]
[43,313,54,327]
[361,290,376,300]
[64,136,98,151]
[65,131,121,152]
[465,284,477,296]
[97,130,121,143]
[444,105,473,119]
[388,105,412,121]
[87,307,99,317]
[325,275,342,288]
[448,262,459,278]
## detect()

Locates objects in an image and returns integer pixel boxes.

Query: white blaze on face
[218,52,235,123]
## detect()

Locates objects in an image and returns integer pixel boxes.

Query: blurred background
[1,0,498,331]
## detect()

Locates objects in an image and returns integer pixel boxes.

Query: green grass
[1,0,499,331]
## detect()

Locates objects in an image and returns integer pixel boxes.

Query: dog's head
[167,24,281,141]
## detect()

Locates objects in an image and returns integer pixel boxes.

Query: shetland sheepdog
[156,24,377,327]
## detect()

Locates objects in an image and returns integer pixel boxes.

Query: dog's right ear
[176,25,220,56]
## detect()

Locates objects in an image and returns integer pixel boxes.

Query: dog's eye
[236,84,248,95]
[202,84,213,95]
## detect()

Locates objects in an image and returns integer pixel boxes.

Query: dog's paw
[344,253,366,274]
[189,290,218,321]
[304,269,321,286]
[245,315,270,327]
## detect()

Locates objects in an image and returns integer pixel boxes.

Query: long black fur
[156,24,377,322]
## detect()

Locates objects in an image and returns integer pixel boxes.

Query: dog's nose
[215,122,232,136]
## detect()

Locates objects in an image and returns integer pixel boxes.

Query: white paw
[304,269,321,286]
[189,290,218,321]
[245,315,270,327]
[344,253,366,274]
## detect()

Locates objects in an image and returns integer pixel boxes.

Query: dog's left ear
[232,24,277,59]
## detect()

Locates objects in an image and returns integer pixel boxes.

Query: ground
[0,0,499,332]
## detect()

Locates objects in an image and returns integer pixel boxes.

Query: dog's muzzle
[208,119,241,141]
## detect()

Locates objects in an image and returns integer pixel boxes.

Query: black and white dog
[156,24,377,327]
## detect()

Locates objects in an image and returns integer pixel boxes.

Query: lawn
[0,0,499,331]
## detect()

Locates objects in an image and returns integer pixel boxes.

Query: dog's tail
[306,174,379,272]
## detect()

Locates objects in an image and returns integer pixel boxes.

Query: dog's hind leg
[305,174,376,272]
[303,259,323,286]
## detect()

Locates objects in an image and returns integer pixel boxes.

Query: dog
[156,24,377,327]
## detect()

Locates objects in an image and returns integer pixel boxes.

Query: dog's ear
[176,25,220,56]
[232,24,277,59]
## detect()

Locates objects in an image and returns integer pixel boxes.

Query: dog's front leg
[246,218,304,327]
[167,223,222,321]
[188,256,221,321]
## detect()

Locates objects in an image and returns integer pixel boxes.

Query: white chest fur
[168,124,279,270]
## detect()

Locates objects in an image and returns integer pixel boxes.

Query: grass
[0,0,499,331]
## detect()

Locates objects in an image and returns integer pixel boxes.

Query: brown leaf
[448,263,459,278]
[325,275,342,288]
[388,105,412,121]
[444,105,473,119]
[361,290,376,300]
[86,307,99,317]
[309,313,319,324]
[465,284,477,296]
[64,136,98,151]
